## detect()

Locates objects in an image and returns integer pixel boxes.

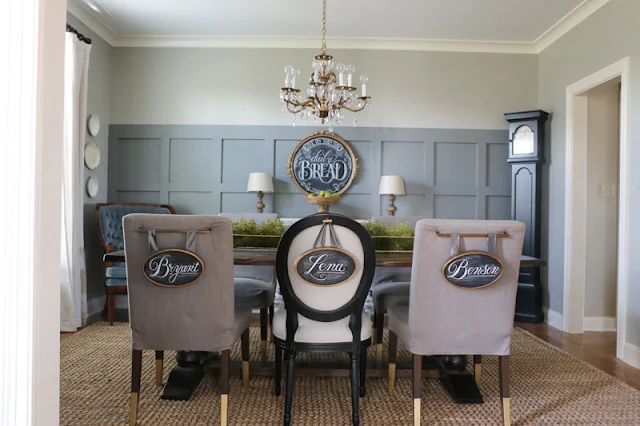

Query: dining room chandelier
[279,0,371,130]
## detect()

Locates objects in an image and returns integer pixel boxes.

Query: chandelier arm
[339,102,368,114]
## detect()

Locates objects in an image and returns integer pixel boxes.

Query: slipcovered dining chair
[123,214,252,426]
[273,213,376,426]
[387,219,525,426]
[219,212,279,358]
[97,202,176,325]
[370,215,428,362]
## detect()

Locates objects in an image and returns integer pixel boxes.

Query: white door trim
[563,57,630,361]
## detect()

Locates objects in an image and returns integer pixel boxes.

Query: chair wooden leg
[375,312,384,363]
[241,328,250,389]
[284,350,296,426]
[413,354,422,426]
[359,348,367,398]
[155,351,164,386]
[130,350,142,426]
[260,308,268,361]
[350,351,361,425]
[108,291,115,326]
[275,344,282,396]
[388,330,398,393]
[220,349,230,426]
[499,355,510,426]
[473,355,482,388]
[268,303,274,343]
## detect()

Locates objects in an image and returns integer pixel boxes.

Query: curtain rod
[66,24,92,45]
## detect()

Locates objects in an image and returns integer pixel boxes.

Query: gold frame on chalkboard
[287,131,359,196]
[142,248,205,288]
[294,246,358,287]
[441,250,504,291]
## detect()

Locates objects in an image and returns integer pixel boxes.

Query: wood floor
[61,321,640,391]
[516,321,640,391]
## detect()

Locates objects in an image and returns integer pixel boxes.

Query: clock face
[287,132,358,195]
[512,125,535,155]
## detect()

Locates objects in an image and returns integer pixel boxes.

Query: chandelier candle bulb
[360,75,368,97]
[346,65,355,87]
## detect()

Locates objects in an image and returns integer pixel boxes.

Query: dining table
[105,248,545,403]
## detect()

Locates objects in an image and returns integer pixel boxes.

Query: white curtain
[60,33,91,332]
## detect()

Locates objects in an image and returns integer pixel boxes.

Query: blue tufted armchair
[96,203,176,325]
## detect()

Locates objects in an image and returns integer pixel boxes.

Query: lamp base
[387,194,397,216]
[256,191,265,213]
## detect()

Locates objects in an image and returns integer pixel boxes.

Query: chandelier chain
[321,0,327,54]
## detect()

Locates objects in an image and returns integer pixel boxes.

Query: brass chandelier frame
[280,0,370,123]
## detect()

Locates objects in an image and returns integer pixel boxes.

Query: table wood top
[105,248,545,268]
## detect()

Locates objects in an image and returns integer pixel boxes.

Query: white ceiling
[69,0,609,52]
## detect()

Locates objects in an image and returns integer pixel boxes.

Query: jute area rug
[61,323,640,425]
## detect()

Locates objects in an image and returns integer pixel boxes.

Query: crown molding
[67,1,117,46]
[535,0,610,53]
[115,35,536,54]
[68,0,609,54]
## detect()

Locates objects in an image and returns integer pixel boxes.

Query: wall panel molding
[109,125,510,219]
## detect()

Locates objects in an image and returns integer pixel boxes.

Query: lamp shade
[247,172,274,193]
[379,175,406,195]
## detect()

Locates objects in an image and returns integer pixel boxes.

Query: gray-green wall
[538,0,640,345]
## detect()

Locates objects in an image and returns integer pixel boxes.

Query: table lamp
[379,175,406,216]
[247,172,274,213]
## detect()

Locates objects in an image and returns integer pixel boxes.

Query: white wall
[111,48,538,129]
[538,0,640,345]
[584,81,619,319]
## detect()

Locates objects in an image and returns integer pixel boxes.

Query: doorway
[564,58,630,362]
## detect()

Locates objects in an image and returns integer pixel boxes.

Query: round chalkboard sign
[295,247,357,287]
[287,131,358,195]
[143,249,205,288]
[442,251,503,290]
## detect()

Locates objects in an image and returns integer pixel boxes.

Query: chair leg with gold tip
[130,350,142,426]
[375,312,384,363]
[413,354,422,426]
[220,349,230,426]
[388,331,398,393]
[260,308,268,360]
[241,328,250,388]
[473,355,482,388]
[155,351,164,386]
[499,355,510,426]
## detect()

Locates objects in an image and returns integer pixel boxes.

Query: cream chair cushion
[273,310,372,344]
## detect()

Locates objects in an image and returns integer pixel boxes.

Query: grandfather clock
[504,110,548,323]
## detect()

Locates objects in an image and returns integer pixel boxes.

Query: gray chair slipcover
[387,219,525,356]
[123,214,252,352]
[123,214,251,426]
[370,215,429,360]
[218,212,278,309]
[386,219,525,426]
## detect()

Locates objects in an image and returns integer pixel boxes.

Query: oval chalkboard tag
[295,247,357,287]
[442,251,503,290]
[143,249,205,288]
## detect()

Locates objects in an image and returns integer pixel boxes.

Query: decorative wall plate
[287,131,358,196]
[84,142,101,170]
[87,114,100,136]
[86,176,99,198]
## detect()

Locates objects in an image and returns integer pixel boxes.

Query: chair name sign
[288,131,358,195]
[442,251,503,289]
[295,247,356,286]
[143,249,204,287]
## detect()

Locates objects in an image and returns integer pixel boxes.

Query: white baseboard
[583,316,617,332]
[543,307,565,331]
[621,342,640,369]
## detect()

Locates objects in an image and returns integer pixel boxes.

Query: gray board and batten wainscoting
[108,125,511,220]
